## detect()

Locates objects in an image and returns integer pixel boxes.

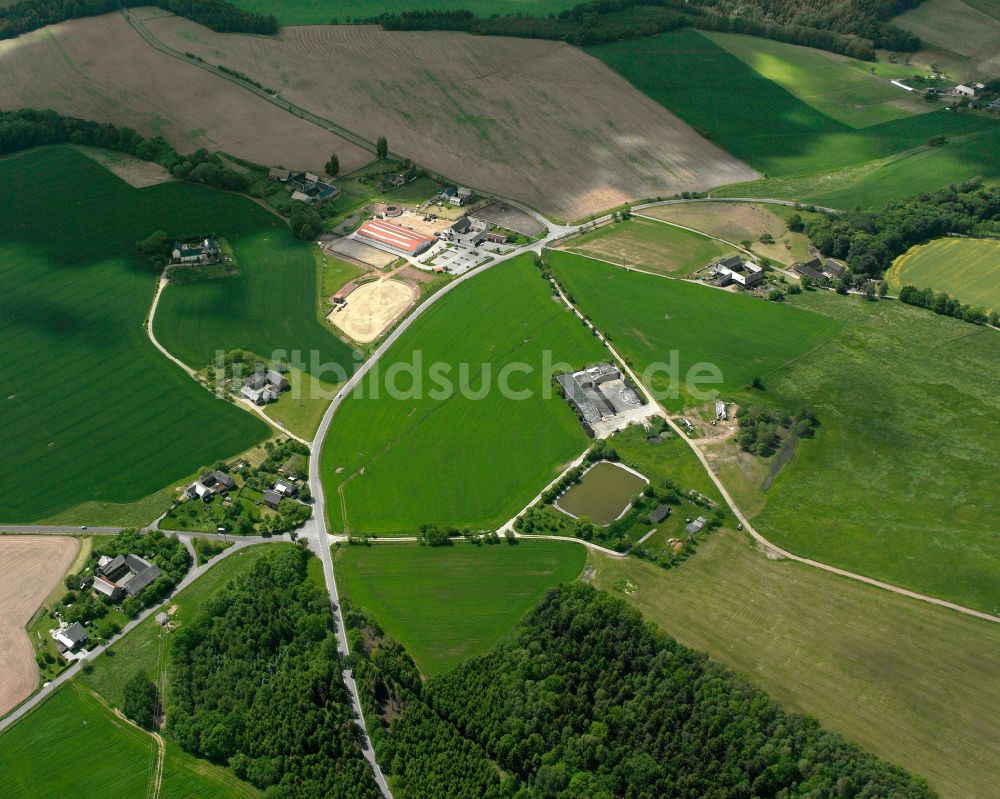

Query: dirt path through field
[0,536,78,717]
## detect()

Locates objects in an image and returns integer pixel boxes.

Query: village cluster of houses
[172,238,220,264]
[794,257,847,283]
[241,369,290,405]
[90,553,163,602]
[434,186,475,207]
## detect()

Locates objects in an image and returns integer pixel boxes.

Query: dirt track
[144,19,758,220]
[0,13,372,175]
[0,536,78,718]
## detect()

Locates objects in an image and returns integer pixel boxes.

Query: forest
[0,0,277,40]
[363,0,924,58]
[809,180,1000,277]
[167,547,380,799]
[347,584,935,799]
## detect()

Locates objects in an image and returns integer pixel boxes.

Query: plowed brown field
[145,18,758,219]
[0,536,78,717]
[0,13,372,174]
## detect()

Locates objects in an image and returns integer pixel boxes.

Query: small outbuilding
[649,505,671,524]
[685,516,707,535]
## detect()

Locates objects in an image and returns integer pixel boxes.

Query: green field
[887,237,1000,312]
[749,291,1000,613]
[545,250,842,409]
[705,32,928,128]
[587,29,1000,207]
[563,217,735,275]
[228,0,577,25]
[0,146,268,523]
[335,540,585,675]
[0,683,258,799]
[588,530,1000,799]
[321,254,608,533]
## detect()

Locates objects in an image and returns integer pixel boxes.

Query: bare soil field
[325,237,398,268]
[327,278,416,343]
[0,536,79,717]
[145,18,759,220]
[641,202,813,264]
[0,13,372,175]
[72,145,175,188]
[472,201,546,237]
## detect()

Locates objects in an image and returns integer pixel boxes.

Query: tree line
[358,0,925,60]
[0,108,320,240]
[808,180,1000,278]
[0,0,277,41]
[167,547,381,799]
[899,284,996,326]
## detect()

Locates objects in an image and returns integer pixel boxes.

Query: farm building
[95,553,162,598]
[955,82,985,97]
[386,168,417,187]
[172,238,220,264]
[794,258,826,282]
[712,255,764,287]
[287,171,338,204]
[357,219,436,255]
[268,167,291,182]
[557,364,644,426]
[823,259,847,279]
[715,400,727,420]
[93,576,122,601]
[241,370,289,405]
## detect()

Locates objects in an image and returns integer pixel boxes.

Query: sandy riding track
[144,18,758,220]
[328,279,416,344]
[0,536,78,718]
[0,13,372,175]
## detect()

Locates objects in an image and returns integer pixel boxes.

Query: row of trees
[808,180,1000,277]
[899,284,997,326]
[0,0,277,41]
[363,0,921,59]
[168,548,382,799]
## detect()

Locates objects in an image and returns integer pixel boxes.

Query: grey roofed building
[717,254,743,269]
[649,505,671,524]
[824,259,846,278]
[266,370,290,391]
[449,217,472,235]
[245,372,269,391]
[263,489,282,509]
[685,516,707,534]
[121,558,162,596]
[98,554,127,579]
[155,612,170,626]
[56,621,88,648]
[274,478,297,496]
[794,259,826,281]
[200,472,217,487]
[93,576,123,601]
[213,470,237,490]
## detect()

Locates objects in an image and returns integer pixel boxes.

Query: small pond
[555,460,647,525]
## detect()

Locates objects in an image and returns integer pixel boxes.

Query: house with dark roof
[266,370,290,392]
[287,172,338,205]
[213,470,237,490]
[95,553,162,598]
[54,621,88,653]
[263,489,282,509]
[649,505,671,524]
[172,238,220,264]
[823,259,847,279]
[794,258,826,282]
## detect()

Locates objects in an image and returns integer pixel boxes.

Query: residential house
[823,259,847,279]
[263,489,282,509]
[213,470,237,491]
[274,478,297,497]
[266,370,290,392]
[54,622,88,653]
[172,238,220,264]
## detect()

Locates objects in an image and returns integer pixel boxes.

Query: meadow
[144,17,757,220]
[321,254,609,534]
[895,0,1000,77]
[886,237,1000,312]
[0,147,268,523]
[228,0,578,25]
[0,683,259,799]
[639,201,815,264]
[335,540,585,675]
[588,530,1000,799]
[587,29,1000,207]
[562,217,735,275]
[545,250,842,409]
[750,291,1000,613]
